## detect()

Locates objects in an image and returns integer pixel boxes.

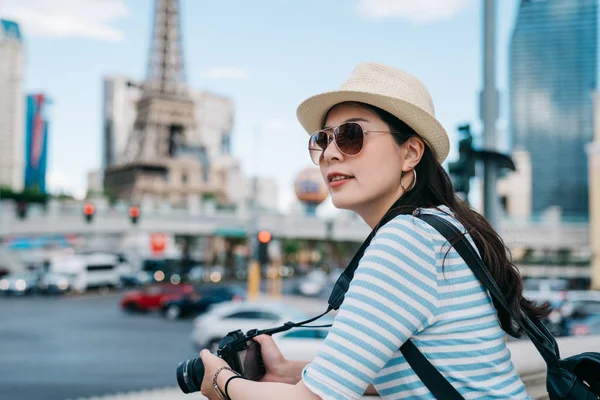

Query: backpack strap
[414,212,560,366]
[398,212,564,400]
[400,340,465,400]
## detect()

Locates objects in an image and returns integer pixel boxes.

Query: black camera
[176,329,265,394]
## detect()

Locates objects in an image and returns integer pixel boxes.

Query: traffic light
[257,230,272,266]
[16,201,27,219]
[447,123,516,200]
[150,233,167,255]
[128,205,140,225]
[448,124,477,198]
[83,202,95,223]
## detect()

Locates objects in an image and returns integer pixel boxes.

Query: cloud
[201,67,250,80]
[1,0,129,42]
[356,0,472,23]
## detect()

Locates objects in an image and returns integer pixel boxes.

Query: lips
[327,172,355,183]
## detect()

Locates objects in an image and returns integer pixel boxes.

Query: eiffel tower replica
[104,0,214,206]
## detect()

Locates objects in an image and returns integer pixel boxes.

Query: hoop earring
[400,169,417,192]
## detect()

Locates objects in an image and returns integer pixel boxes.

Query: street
[0,279,330,400]
[0,293,203,400]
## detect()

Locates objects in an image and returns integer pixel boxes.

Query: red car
[120,283,194,312]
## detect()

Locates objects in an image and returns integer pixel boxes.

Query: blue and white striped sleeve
[302,215,439,400]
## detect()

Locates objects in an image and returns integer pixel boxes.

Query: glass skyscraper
[509,0,598,217]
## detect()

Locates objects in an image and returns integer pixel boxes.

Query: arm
[268,359,309,385]
[218,367,318,400]
[200,350,319,400]
[253,335,378,395]
[268,358,378,395]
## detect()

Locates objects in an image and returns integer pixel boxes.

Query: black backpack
[405,213,600,400]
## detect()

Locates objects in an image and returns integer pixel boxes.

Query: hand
[199,349,231,400]
[253,335,290,383]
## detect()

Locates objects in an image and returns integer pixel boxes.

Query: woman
[199,62,549,399]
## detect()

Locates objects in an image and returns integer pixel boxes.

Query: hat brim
[297,90,449,163]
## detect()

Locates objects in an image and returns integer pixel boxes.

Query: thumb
[253,334,275,347]
[199,349,211,359]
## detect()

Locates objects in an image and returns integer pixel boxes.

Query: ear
[402,137,425,171]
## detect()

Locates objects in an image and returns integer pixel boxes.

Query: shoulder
[362,213,437,284]
[373,213,436,249]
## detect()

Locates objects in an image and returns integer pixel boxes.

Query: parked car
[274,323,331,361]
[119,271,153,287]
[568,314,600,336]
[190,301,310,352]
[563,297,600,335]
[0,272,41,295]
[119,283,194,313]
[536,291,600,337]
[161,284,246,320]
[296,270,328,297]
[38,272,72,294]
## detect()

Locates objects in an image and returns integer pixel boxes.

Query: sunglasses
[308,121,402,165]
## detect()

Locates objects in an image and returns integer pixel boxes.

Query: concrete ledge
[68,335,600,400]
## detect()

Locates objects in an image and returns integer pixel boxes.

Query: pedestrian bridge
[0,201,590,249]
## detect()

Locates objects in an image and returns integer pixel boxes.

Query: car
[161,284,246,320]
[568,314,600,336]
[274,323,331,361]
[296,270,328,297]
[0,272,41,295]
[536,291,600,337]
[190,301,311,352]
[119,283,194,313]
[38,271,73,294]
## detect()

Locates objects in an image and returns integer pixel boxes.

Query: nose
[322,132,343,163]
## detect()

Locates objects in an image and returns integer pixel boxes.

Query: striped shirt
[302,206,530,400]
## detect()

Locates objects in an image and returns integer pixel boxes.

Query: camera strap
[250,308,333,337]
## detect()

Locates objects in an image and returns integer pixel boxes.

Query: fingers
[199,349,210,359]
[253,334,274,346]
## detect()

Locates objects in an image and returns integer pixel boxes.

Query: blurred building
[23,94,50,194]
[588,91,600,289]
[101,1,276,210]
[192,91,234,161]
[509,0,598,217]
[0,20,25,191]
[86,170,103,195]
[497,149,532,220]
[102,76,141,168]
[101,76,243,207]
[102,0,244,208]
[102,77,233,169]
[248,177,278,212]
[207,157,279,212]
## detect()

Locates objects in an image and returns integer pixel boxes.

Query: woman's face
[317,103,420,222]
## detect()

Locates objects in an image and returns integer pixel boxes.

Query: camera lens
[176,357,204,394]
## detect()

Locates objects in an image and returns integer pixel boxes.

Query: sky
[0,0,520,215]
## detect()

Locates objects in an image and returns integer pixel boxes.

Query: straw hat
[296,62,450,163]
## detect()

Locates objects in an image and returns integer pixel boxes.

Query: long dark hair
[328,102,551,338]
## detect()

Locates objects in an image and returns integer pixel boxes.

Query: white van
[48,252,121,293]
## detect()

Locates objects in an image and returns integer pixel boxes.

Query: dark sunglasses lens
[336,122,363,155]
[309,131,329,150]
[309,131,328,164]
